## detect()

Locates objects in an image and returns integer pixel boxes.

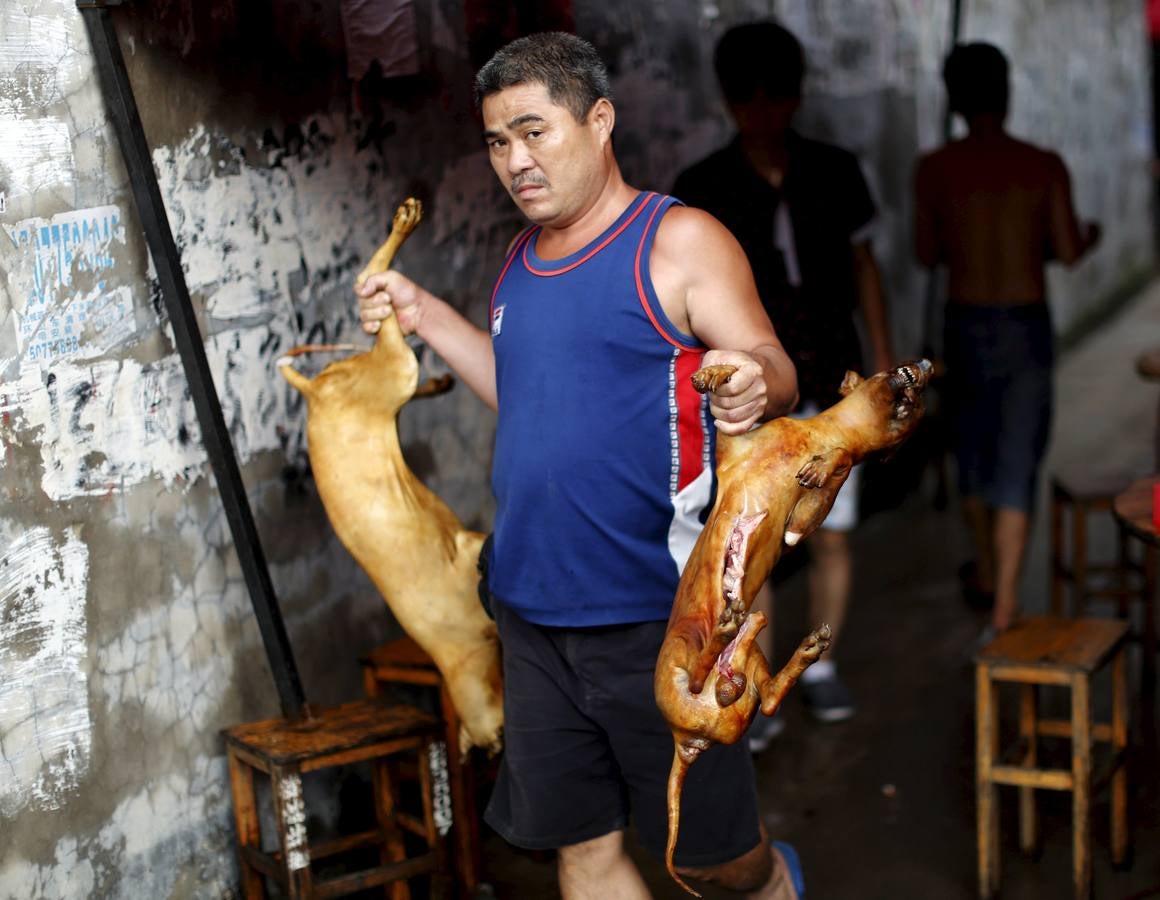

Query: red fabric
[339,0,420,80]
[1149,0,1160,39]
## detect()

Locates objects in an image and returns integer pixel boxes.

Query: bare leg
[678,824,800,899]
[557,831,651,900]
[807,528,851,652]
[962,496,996,591]
[992,506,1031,631]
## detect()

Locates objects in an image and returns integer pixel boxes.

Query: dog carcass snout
[888,359,933,393]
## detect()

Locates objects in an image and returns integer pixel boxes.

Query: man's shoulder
[653,203,722,247]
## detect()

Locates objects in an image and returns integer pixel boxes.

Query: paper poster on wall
[3,205,133,365]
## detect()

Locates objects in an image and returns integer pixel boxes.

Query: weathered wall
[0,1,1151,897]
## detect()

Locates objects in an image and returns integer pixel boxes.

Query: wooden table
[1112,475,1158,734]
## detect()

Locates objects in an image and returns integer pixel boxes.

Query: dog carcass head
[835,359,931,447]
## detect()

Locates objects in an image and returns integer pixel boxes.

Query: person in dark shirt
[673,21,893,746]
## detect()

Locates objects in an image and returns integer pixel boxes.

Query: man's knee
[676,838,774,894]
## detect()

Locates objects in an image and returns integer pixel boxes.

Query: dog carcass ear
[279,361,314,397]
[839,371,863,396]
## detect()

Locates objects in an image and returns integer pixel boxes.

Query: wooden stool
[223,697,449,899]
[1050,474,1150,619]
[975,617,1130,900]
[361,638,482,898]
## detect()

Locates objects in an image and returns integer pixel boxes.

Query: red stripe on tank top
[634,195,689,350]
[490,227,536,318]
[674,350,706,492]
[521,192,656,276]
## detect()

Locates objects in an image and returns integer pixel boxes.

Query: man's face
[481,82,609,228]
[729,89,799,141]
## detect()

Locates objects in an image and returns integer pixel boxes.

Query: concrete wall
[0,0,1150,897]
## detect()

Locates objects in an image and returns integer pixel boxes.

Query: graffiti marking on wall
[0,526,92,817]
[278,773,310,871]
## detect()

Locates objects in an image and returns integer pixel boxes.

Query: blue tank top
[488,191,715,627]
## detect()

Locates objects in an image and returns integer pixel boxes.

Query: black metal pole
[941,0,966,141]
[922,0,967,360]
[78,0,308,719]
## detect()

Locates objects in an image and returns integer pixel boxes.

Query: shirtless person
[915,42,1100,637]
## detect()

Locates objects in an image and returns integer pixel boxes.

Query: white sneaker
[747,711,786,753]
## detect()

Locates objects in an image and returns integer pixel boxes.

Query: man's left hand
[700,349,767,436]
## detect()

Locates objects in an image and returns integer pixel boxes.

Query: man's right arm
[1045,153,1101,266]
[358,271,498,411]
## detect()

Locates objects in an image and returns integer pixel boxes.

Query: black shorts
[483,597,763,868]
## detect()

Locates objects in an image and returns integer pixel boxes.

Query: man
[915,42,1100,638]
[358,32,806,900]
[672,21,893,747]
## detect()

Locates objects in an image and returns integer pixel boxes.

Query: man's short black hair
[943,42,1010,118]
[474,32,612,122]
[714,21,805,104]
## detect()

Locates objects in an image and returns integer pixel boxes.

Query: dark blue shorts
[944,303,1054,512]
[483,598,763,867]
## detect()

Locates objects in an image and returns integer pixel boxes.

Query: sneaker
[976,623,1000,651]
[747,710,786,753]
[801,675,855,723]
[771,840,805,898]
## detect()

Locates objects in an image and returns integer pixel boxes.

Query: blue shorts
[483,598,763,867]
[944,303,1054,512]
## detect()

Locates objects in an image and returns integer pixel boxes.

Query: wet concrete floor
[472,283,1160,900]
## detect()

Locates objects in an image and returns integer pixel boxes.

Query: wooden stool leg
[1116,527,1132,619]
[1071,675,1092,900]
[976,665,1000,899]
[1143,546,1158,698]
[1073,506,1089,617]
[364,665,384,699]
[227,750,265,900]
[419,739,451,898]
[373,756,413,900]
[1111,649,1130,866]
[1051,490,1066,616]
[272,767,313,899]
[1019,684,1039,856]
[441,686,481,897]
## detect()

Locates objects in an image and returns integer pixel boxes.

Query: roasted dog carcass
[279,199,503,756]
[656,360,932,894]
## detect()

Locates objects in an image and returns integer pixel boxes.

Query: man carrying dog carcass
[357,32,807,900]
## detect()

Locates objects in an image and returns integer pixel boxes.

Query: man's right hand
[357,270,424,336]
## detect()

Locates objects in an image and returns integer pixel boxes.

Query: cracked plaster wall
[0,1,1150,897]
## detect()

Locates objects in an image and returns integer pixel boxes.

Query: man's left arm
[653,206,798,435]
[844,155,893,375]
